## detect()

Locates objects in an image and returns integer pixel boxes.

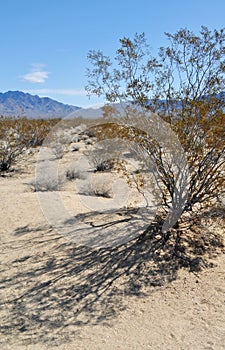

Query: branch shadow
[0,208,223,347]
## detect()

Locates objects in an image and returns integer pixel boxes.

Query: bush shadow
[0,208,223,347]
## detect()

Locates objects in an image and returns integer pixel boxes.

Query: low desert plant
[29,173,65,192]
[66,167,86,180]
[85,139,93,145]
[0,138,26,172]
[94,159,114,172]
[51,143,64,159]
[86,140,121,172]
[85,129,96,138]
[81,180,112,198]
[71,145,80,152]
[0,116,60,173]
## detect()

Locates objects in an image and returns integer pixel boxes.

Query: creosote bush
[86,26,225,259]
[0,116,60,173]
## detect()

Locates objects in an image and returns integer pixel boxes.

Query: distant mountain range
[1,90,224,120]
[0,91,80,118]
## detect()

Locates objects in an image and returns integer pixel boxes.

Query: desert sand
[0,132,225,350]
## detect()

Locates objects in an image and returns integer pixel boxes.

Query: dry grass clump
[70,145,80,152]
[80,179,112,198]
[85,139,122,172]
[29,165,66,192]
[29,176,65,192]
[65,166,86,180]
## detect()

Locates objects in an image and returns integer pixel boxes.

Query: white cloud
[22,64,49,83]
[23,71,49,83]
[26,88,87,96]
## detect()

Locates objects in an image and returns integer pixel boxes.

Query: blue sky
[1,0,225,107]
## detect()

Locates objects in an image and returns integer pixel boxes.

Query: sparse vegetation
[0,116,60,173]
[0,26,224,273]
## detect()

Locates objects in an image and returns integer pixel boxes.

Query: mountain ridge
[0,91,80,119]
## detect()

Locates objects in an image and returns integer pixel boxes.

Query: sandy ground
[0,141,225,350]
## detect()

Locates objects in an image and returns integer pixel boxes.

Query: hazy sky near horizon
[1,0,225,107]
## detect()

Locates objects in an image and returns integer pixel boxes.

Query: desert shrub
[0,138,25,172]
[86,27,225,250]
[29,173,65,192]
[86,140,121,172]
[85,129,96,138]
[66,167,86,180]
[51,143,64,159]
[0,117,60,173]
[70,145,80,152]
[95,159,114,172]
[27,118,60,147]
[85,139,93,145]
[81,180,112,198]
[75,137,81,143]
